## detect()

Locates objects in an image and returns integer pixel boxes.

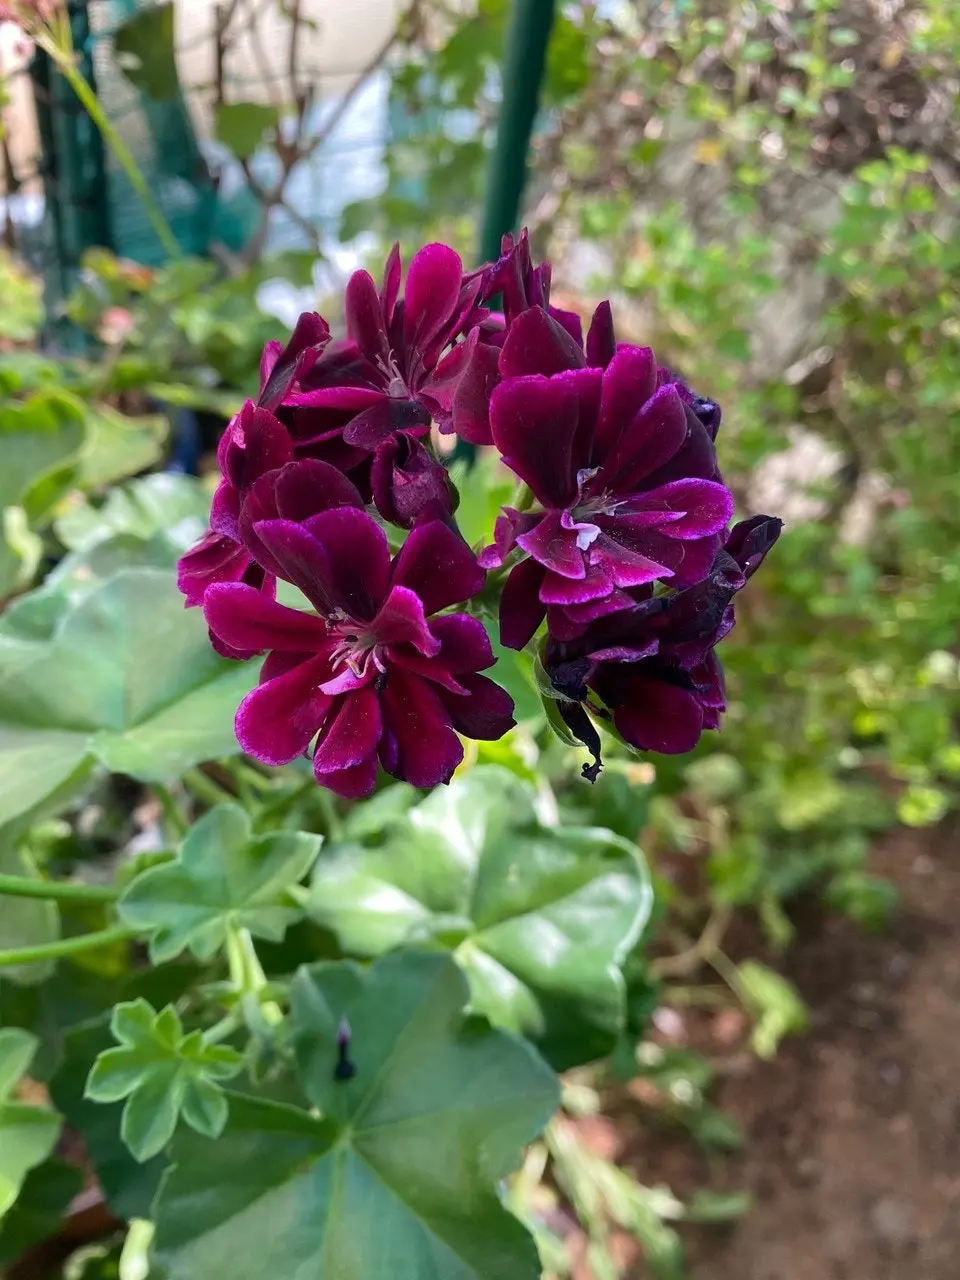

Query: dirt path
[643,821,960,1279]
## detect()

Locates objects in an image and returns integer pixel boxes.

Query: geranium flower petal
[345,268,390,364]
[603,384,687,490]
[516,510,586,579]
[430,613,495,672]
[585,300,616,369]
[391,518,484,616]
[236,653,333,765]
[375,585,441,656]
[319,753,380,799]
[498,306,585,378]
[637,479,735,539]
[613,677,705,755]
[380,670,464,788]
[177,532,249,607]
[204,582,328,654]
[303,506,391,619]
[313,687,383,775]
[402,242,464,354]
[499,558,547,651]
[595,345,657,456]
[438,673,516,740]
[489,374,581,509]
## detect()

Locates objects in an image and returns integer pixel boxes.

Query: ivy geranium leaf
[0,1029,62,1219]
[306,766,652,1069]
[152,952,559,1280]
[84,999,243,1162]
[119,804,321,963]
[0,569,258,828]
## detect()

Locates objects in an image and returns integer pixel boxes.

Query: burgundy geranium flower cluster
[179,230,780,794]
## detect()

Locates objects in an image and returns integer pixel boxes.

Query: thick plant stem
[37,35,181,260]
[0,925,136,969]
[0,873,117,905]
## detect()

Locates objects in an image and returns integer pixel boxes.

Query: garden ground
[576,819,960,1280]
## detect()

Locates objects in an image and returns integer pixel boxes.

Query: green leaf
[84,999,243,1162]
[49,1017,178,1219]
[482,622,541,722]
[0,533,182,653]
[307,766,652,1068]
[77,406,169,489]
[114,3,180,101]
[0,569,257,826]
[0,1029,61,1219]
[736,961,809,1059]
[0,835,59,986]
[215,103,280,161]
[152,952,558,1280]
[55,471,209,553]
[0,391,85,514]
[119,804,321,962]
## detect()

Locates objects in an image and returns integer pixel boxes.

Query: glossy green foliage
[308,768,652,1069]
[152,952,559,1280]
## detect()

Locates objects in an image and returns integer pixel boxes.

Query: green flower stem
[226,926,283,1028]
[202,1008,245,1045]
[511,482,535,513]
[0,925,136,969]
[36,35,181,260]
[183,768,237,810]
[315,788,343,841]
[153,783,189,840]
[0,873,118,904]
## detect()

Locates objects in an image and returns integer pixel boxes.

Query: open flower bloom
[481,338,735,650]
[202,508,515,797]
[276,243,485,455]
[543,515,782,779]
[176,401,293,612]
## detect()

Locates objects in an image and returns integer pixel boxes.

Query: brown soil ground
[589,819,960,1279]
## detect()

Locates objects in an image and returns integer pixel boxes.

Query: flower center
[327,610,385,679]
[376,352,410,399]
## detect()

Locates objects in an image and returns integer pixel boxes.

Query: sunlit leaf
[307,767,652,1068]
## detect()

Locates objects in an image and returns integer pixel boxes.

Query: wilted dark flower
[370,430,453,529]
[480,342,734,650]
[176,401,293,613]
[543,515,783,779]
[203,510,515,797]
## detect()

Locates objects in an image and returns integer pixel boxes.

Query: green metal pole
[453,0,556,468]
[479,0,557,263]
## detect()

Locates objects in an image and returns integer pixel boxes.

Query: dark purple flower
[278,243,486,455]
[543,515,782,778]
[447,232,610,446]
[176,401,293,611]
[202,511,515,797]
[480,344,735,650]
